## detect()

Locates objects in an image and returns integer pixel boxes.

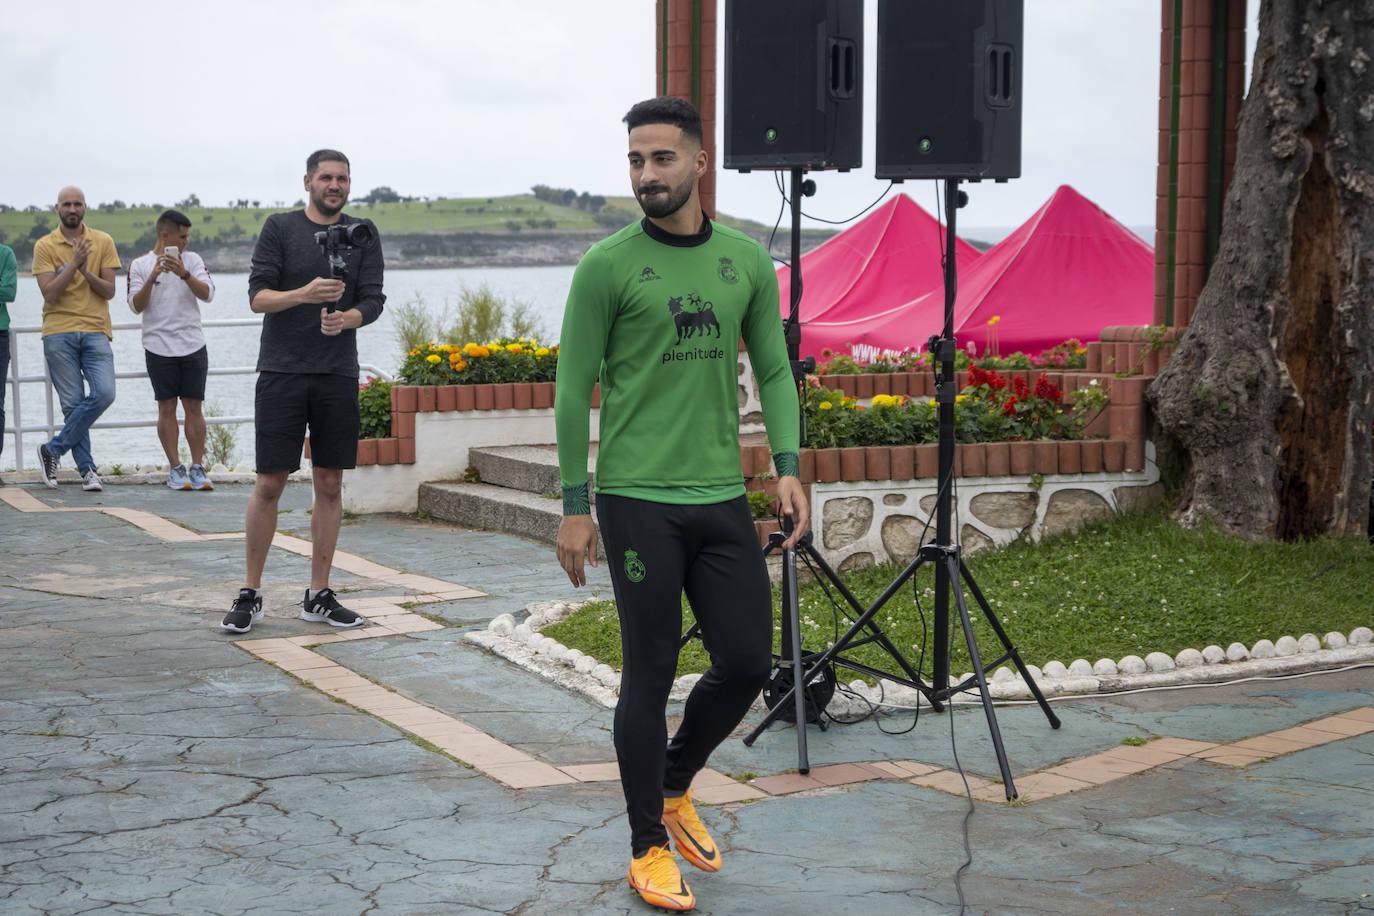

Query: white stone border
[464,602,1373,713]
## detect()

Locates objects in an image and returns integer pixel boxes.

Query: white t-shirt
[126,249,216,357]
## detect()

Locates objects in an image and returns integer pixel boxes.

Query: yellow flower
[955,394,969,403]
[819,401,833,411]
[535,347,550,358]
[473,345,490,358]
[488,343,504,352]
[988,315,1002,326]
[426,354,441,365]
[508,344,524,354]
[1076,346,1087,354]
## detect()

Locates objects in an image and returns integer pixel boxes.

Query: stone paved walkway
[2,481,1371,914]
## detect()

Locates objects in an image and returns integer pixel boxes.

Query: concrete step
[419,481,603,552]
[469,445,592,496]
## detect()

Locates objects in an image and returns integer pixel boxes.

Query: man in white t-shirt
[128,209,217,490]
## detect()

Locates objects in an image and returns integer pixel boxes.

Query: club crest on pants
[624,548,646,583]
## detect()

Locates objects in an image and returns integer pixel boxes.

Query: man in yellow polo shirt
[32,186,120,491]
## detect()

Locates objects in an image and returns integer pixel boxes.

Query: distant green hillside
[0,193,805,264]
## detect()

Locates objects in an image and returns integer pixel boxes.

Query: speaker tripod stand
[739,178,1061,797]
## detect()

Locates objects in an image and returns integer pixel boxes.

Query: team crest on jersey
[638,266,662,284]
[667,292,721,346]
[717,256,739,284]
[624,549,646,583]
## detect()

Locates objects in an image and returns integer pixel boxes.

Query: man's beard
[312,192,346,217]
[60,213,82,228]
[637,177,693,219]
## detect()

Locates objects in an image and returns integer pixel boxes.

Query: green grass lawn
[540,506,1374,681]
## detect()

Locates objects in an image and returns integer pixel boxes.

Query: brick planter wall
[355,382,593,467]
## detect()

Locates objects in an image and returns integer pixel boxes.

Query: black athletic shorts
[145,346,208,401]
[254,371,359,472]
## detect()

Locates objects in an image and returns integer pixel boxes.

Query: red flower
[1012,375,1030,398]
[1034,375,1062,402]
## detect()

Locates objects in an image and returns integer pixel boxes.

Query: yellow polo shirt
[32,226,121,338]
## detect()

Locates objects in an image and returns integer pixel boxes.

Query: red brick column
[1155,0,1248,329]
[655,0,717,218]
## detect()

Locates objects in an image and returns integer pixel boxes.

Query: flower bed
[398,337,557,386]
[344,326,1166,524]
[803,366,1109,449]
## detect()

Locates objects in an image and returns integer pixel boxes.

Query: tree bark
[1149,0,1374,540]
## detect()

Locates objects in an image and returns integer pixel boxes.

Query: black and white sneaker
[37,444,59,489]
[300,588,364,628]
[221,589,264,633]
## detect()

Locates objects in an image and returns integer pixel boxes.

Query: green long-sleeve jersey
[556,216,800,514]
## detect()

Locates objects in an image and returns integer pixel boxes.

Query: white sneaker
[82,470,103,492]
[167,464,191,490]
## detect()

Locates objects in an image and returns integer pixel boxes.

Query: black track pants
[595,493,773,856]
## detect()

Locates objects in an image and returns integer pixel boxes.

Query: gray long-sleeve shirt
[248,209,385,376]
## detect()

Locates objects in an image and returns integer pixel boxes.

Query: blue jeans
[42,331,116,474]
[1,329,10,459]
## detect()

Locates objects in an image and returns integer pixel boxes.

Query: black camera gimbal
[314,221,374,279]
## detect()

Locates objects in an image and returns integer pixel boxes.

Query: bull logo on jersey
[638,266,662,284]
[717,256,739,284]
[667,293,721,345]
[624,548,646,583]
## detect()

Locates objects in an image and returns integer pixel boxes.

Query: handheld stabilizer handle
[313,220,375,311]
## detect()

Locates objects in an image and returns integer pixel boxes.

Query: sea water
[2,265,576,470]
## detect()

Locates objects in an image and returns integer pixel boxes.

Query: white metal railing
[4,318,392,472]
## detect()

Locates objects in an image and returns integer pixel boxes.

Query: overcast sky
[1,1,1257,234]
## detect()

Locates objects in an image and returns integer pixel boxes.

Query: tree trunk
[1149,0,1374,540]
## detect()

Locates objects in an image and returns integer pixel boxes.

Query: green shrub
[358,377,392,439]
[392,295,447,355]
[204,402,239,467]
[443,283,545,345]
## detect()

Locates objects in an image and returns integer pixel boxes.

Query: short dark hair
[623,96,703,147]
[156,209,191,232]
[306,149,350,176]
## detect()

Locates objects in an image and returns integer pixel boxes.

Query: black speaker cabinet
[724,0,863,171]
[875,0,1022,181]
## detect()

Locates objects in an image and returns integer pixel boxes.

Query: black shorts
[254,371,359,472]
[145,346,208,401]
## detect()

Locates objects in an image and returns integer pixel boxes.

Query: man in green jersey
[555,96,809,912]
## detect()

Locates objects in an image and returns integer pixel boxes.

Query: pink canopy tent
[775,193,981,353]
[805,185,1155,359]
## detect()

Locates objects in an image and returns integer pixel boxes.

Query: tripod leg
[802,544,940,708]
[783,542,810,773]
[948,555,1018,800]
[958,559,1062,730]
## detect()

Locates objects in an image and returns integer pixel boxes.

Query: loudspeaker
[724,0,863,172]
[875,0,1022,181]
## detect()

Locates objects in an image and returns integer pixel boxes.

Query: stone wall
[810,442,1162,571]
